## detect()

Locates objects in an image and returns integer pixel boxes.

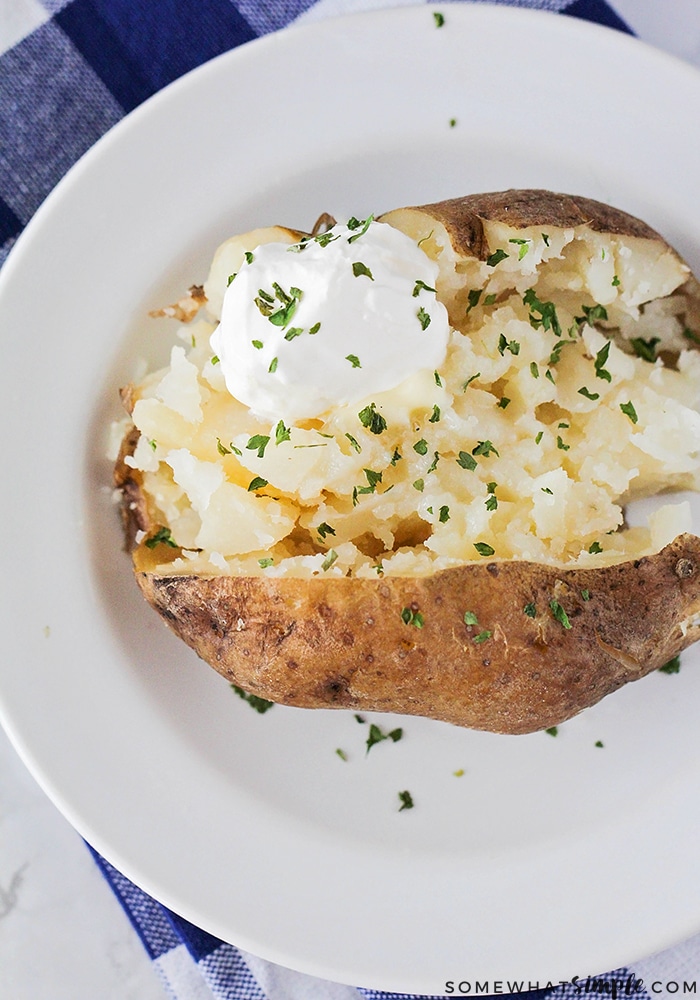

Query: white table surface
[2,3,700,998]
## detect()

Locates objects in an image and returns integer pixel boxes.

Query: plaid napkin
[3,1,700,998]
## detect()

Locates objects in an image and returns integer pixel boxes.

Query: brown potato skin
[118,190,700,734]
[136,535,700,734]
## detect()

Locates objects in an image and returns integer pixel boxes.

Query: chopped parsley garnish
[535,431,543,444]
[246,434,270,457]
[358,402,387,434]
[530,361,540,378]
[578,386,600,400]
[227,273,236,286]
[417,306,431,330]
[216,437,231,456]
[466,288,482,312]
[439,505,450,523]
[542,233,550,246]
[244,251,254,264]
[258,557,274,568]
[347,214,374,243]
[231,684,274,714]
[457,450,477,471]
[498,334,520,356]
[545,726,558,737]
[283,326,303,341]
[321,549,338,571]
[577,303,608,327]
[630,336,659,362]
[524,602,537,618]
[413,279,436,297]
[595,740,605,748]
[434,370,443,387]
[429,405,441,423]
[265,283,304,328]
[413,438,428,455]
[473,630,492,644]
[483,293,497,306]
[581,589,590,601]
[391,448,402,465]
[413,478,424,492]
[588,541,603,554]
[659,655,681,674]
[620,400,638,424]
[612,274,620,287]
[474,542,495,557]
[345,432,361,453]
[541,487,553,495]
[498,397,510,409]
[317,522,336,540]
[145,527,178,549]
[485,482,498,510]
[464,611,479,626]
[462,373,480,391]
[509,237,531,260]
[275,420,291,445]
[401,606,424,628]
[472,440,499,458]
[335,748,348,761]
[352,261,374,280]
[357,468,383,494]
[268,357,278,373]
[549,599,572,629]
[523,288,561,337]
[247,476,269,492]
[594,340,612,381]
[556,435,570,451]
[486,248,508,267]
[252,339,263,350]
[433,11,445,26]
[346,353,362,368]
[398,790,414,811]
[211,355,220,365]
[366,723,403,754]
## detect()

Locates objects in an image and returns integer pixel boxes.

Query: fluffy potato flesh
[115,190,700,733]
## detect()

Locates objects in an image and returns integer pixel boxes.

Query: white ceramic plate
[2,4,700,993]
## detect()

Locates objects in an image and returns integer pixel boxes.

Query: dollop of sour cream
[209,218,451,423]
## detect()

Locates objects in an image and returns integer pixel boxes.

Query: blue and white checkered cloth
[4,1,700,997]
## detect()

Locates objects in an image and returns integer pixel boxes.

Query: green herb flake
[246,434,270,458]
[352,261,374,280]
[472,440,499,458]
[457,450,477,471]
[629,336,659,362]
[145,526,178,549]
[509,237,531,260]
[498,397,511,410]
[247,476,269,492]
[346,353,362,368]
[434,370,443,387]
[429,405,441,423]
[473,630,492,644]
[438,505,450,523]
[433,11,445,26]
[251,339,264,350]
[523,288,561,337]
[413,279,437,297]
[258,557,274,568]
[530,361,540,378]
[541,487,553,495]
[464,611,479,626]
[474,542,495,557]
[268,356,278,373]
[498,334,520,356]
[317,522,336,540]
[283,326,303,341]
[486,248,508,267]
[227,273,236,286]
[594,340,612,382]
[413,478,424,492]
[466,288,482,313]
[535,431,544,444]
[390,448,402,465]
[549,599,572,629]
[588,541,603,554]
[335,748,348,761]
[267,284,303,328]
[595,740,605,748]
[358,402,387,435]
[401,606,425,628]
[545,726,558,737]
[398,790,414,812]
[578,386,600,400]
[620,400,638,424]
[581,589,591,601]
[275,420,291,445]
[417,306,431,330]
[462,373,481,391]
[244,251,255,265]
[211,355,220,365]
[659,655,681,674]
[321,549,339,572]
[556,435,570,452]
[413,438,429,455]
[231,684,274,714]
[345,432,361,453]
[483,293,497,306]
[577,303,609,327]
[427,451,440,474]
[524,602,537,618]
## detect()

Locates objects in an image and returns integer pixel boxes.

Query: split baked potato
[114,189,700,734]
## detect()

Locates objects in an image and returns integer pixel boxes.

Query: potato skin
[118,190,700,733]
[379,188,674,262]
[136,534,700,734]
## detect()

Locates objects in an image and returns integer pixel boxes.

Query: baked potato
[114,190,700,734]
